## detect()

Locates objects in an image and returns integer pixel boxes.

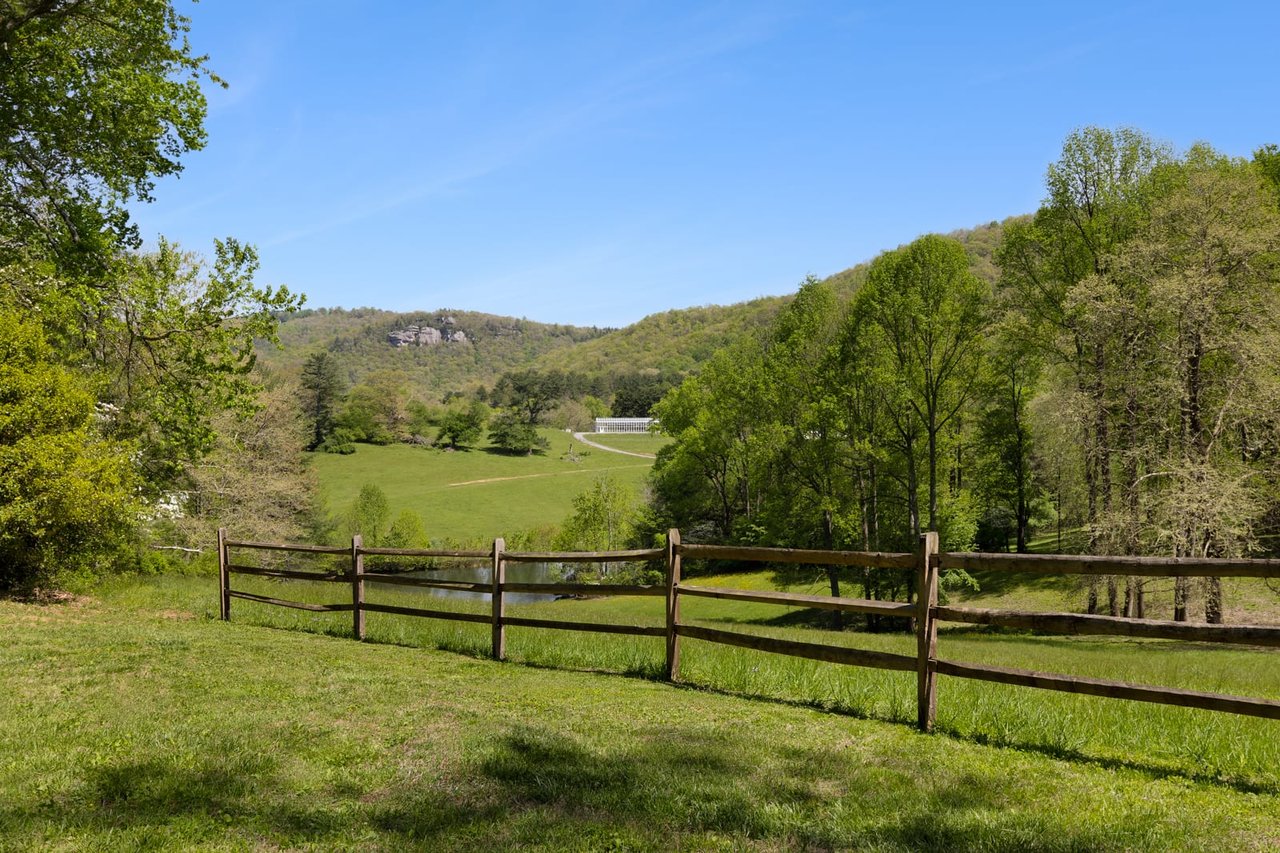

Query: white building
[593,417,655,434]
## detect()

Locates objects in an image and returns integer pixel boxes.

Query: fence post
[492,537,506,660]
[916,530,940,732]
[665,527,682,681]
[217,527,230,621]
[352,534,365,641]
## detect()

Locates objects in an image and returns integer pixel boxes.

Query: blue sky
[131,1,1280,327]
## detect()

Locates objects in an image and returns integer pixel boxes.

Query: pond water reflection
[367,561,561,604]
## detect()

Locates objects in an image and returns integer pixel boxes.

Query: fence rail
[216,527,1280,731]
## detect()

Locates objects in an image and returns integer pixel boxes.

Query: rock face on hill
[387,323,468,347]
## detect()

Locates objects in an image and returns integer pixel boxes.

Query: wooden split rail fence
[217,527,1280,730]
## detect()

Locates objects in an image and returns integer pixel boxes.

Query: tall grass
[127,571,1280,791]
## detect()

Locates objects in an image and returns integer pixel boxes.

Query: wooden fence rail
[217,527,1280,730]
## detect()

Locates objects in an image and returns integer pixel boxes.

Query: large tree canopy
[0,0,217,277]
[0,2,306,588]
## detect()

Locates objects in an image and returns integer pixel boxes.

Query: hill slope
[257,307,609,391]
[258,220,1011,392]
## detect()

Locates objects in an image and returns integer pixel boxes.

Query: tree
[1102,149,1280,621]
[0,310,137,591]
[178,372,320,548]
[300,351,345,450]
[0,0,219,279]
[488,412,549,455]
[611,370,679,417]
[383,509,429,550]
[973,315,1042,552]
[345,483,391,544]
[436,401,489,449]
[759,277,852,624]
[651,337,774,541]
[554,475,636,578]
[996,127,1167,552]
[1,3,301,493]
[491,369,567,424]
[856,234,991,536]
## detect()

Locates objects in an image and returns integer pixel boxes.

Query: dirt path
[572,432,657,459]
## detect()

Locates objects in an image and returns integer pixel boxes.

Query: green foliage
[490,369,571,424]
[436,400,489,449]
[856,234,991,536]
[0,0,218,278]
[89,240,302,488]
[0,311,138,590]
[317,427,359,454]
[610,370,680,417]
[555,475,637,554]
[383,509,429,550]
[487,412,550,455]
[346,483,391,544]
[0,1,305,582]
[334,385,397,445]
[299,351,344,450]
[650,336,773,541]
[175,374,320,550]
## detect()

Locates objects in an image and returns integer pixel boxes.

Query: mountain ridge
[258,219,1011,394]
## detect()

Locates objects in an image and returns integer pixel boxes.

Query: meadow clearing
[308,430,662,543]
[2,573,1277,851]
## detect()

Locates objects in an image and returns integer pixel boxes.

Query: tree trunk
[1173,576,1188,622]
[906,434,920,538]
[926,415,944,535]
[1107,577,1119,617]
[1204,577,1223,624]
[1086,577,1098,614]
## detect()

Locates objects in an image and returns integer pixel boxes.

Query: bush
[0,312,138,591]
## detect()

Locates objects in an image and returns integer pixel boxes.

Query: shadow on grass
[4,716,1255,849]
[4,749,352,844]
[959,569,1080,599]
[365,726,1107,850]
[217,612,1277,798]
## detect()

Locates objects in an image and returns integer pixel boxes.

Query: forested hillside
[257,307,608,392]
[262,221,1010,388]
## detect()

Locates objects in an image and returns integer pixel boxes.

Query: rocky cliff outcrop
[387,323,469,347]
[388,324,442,347]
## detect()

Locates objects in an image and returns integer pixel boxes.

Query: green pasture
[2,577,1277,851]
[124,565,1280,792]
[581,432,671,456]
[308,430,654,544]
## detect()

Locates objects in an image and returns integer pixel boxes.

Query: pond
[366,561,562,604]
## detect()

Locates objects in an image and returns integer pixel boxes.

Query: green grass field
[309,430,654,544]
[581,432,671,456]
[2,577,1278,851]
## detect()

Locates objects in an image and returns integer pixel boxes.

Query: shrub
[0,311,138,591]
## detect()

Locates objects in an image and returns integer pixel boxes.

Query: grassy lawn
[582,432,671,456]
[308,429,653,544]
[2,578,1278,851]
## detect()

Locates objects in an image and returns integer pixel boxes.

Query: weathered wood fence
[216,528,1280,729]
